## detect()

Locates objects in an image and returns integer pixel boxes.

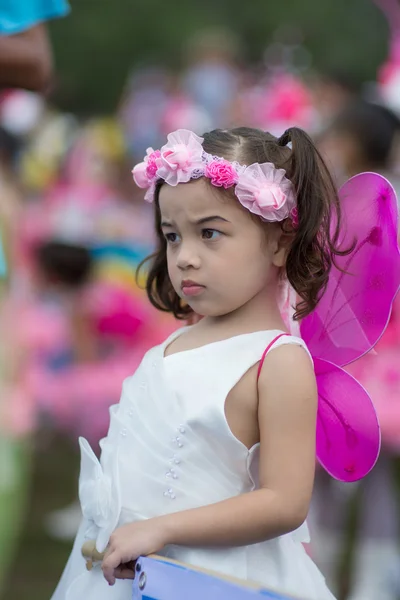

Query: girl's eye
[165,232,180,244]
[202,229,222,240]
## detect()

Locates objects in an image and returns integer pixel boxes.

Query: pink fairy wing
[315,357,380,482]
[301,173,400,367]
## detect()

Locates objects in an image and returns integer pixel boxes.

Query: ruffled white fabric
[78,437,121,553]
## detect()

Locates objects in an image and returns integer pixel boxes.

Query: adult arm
[0,24,53,91]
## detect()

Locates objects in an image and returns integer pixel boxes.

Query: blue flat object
[132,556,303,600]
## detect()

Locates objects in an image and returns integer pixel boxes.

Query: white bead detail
[128,410,134,417]
[171,436,184,448]
[165,468,178,480]
[178,425,186,434]
[120,429,127,437]
[170,455,181,465]
[163,488,176,500]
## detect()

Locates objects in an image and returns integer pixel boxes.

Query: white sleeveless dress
[50,327,336,600]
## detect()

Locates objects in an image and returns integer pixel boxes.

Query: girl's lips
[181,283,205,297]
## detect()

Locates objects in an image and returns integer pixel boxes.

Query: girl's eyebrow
[161,216,230,228]
[194,216,230,225]
[160,219,173,228]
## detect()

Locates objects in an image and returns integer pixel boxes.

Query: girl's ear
[272,227,295,268]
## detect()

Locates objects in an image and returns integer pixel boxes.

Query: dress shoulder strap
[257,333,289,379]
[257,333,312,380]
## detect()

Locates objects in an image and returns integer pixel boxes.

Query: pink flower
[156,129,204,186]
[132,162,149,188]
[290,207,299,228]
[132,147,160,189]
[205,160,238,188]
[145,149,161,179]
[256,183,286,209]
[235,162,296,222]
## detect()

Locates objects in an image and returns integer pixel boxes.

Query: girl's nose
[176,243,201,270]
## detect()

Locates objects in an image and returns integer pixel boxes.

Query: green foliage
[49,0,389,114]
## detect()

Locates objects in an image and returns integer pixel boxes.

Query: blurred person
[160,74,212,136]
[312,100,400,600]
[0,0,70,439]
[0,126,21,278]
[0,0,70,91]
[0,125,24,425]
[319,98,400,188]
[374,0,400,116]
[118,67,170,158]
[17,109,78,195]
[182,27,241,128]
[309,69,360,134]
[21,240,96,540]
[33,240,96,362]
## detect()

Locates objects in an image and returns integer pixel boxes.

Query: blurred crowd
[1,21,400,600]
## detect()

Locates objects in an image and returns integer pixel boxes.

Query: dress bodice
[51,327,335,600]
[78,326,312,552]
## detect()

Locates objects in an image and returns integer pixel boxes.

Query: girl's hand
[101,518,168,586]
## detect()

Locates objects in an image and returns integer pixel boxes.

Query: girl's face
[159,178,284,318]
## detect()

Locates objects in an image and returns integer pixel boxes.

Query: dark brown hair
[138,127,346,320]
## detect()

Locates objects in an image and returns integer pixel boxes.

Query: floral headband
[132,129,297,224]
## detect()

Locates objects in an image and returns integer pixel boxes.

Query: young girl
[51,126,362,600]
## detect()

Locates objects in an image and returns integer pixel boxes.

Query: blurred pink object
[81,282,147,340]
[161,94,212,136]
[0,385,36,437]
[255,74,314,132]
[18,303,71,353]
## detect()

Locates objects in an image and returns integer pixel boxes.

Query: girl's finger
[114,564,135,580]
[102,550,121,585]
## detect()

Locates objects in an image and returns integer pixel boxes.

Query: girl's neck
[201,285,287,337]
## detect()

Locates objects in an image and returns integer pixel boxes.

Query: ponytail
[278,127,347,319]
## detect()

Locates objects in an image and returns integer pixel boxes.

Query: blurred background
[1,1,400,599]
